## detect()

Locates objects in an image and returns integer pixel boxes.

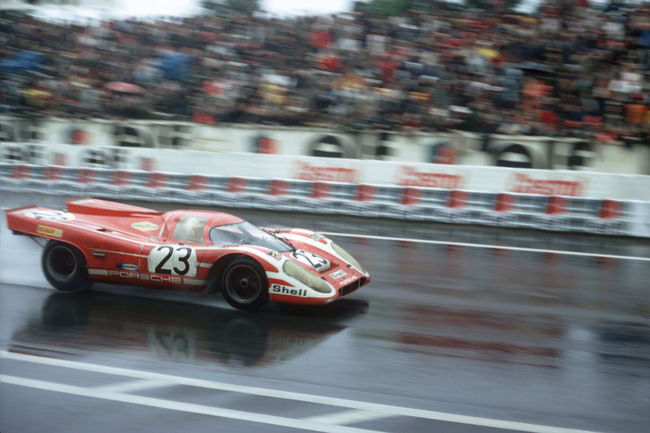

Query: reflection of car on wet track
[10,291,368,367]
[5,198,370,310]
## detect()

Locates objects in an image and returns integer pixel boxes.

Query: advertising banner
[1,142,649,201]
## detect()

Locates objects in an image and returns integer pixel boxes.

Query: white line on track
[304,409,396,426]
[93,379,171,394]
[0,350,603,433]
[321,231,650,262]
[0,375,370,433]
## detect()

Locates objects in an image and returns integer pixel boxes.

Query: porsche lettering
[108,270,183,284]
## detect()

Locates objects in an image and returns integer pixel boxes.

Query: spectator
[0,1,646,147]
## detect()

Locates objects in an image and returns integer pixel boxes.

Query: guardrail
[1,163,648,238]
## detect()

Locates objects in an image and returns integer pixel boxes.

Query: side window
[173,215,208,243]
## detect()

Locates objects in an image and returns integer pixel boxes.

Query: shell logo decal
[131,221,159,232]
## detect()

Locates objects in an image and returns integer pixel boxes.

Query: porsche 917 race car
[5,198,370,310]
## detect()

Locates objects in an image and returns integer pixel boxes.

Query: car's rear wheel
[221,256,268,311]
[42,241,92,292]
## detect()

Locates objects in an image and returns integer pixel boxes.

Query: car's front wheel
[221,256,269,311]
[41,241,92,292]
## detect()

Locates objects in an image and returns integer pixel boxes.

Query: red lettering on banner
[397,167,465,189]
[507,173,587,196]
[44,166,62,180]
[113,170,130,185]
[71,129,89,145]
[188,175,207,190]
[78,168,95,183]
[294,162,359,183]
[53,153,67,166]
[141,158,156,171]
[148,172,166,188]
[11,165,30,179]
[258,137,276,154]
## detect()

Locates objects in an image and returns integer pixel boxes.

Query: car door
[93,233,145,284]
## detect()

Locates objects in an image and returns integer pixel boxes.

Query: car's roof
[164,209,244,226]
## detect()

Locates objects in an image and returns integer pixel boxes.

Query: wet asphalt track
[1,192,649,433]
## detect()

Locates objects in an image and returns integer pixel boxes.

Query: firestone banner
[1,141,649,201]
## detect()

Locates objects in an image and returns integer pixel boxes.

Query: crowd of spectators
[1,1,650,144]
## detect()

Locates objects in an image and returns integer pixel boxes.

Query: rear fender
[5,205,88,257]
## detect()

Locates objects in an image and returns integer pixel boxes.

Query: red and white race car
[5,198,370,310]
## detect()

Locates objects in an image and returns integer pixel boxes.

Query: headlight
[283,260,332,294]
[331,242,366,274]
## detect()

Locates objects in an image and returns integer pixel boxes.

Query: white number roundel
[25,210,75,221]
[147,245,197,277]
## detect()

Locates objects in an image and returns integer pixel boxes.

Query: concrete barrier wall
[1,116,649,174]
[2,163,648,238]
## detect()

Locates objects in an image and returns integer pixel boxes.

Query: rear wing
[65,198,163,217]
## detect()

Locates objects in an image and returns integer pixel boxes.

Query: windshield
[209,221,292,252]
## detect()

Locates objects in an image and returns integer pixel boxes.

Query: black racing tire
[221,256,269,311]
[41,241,92,292]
